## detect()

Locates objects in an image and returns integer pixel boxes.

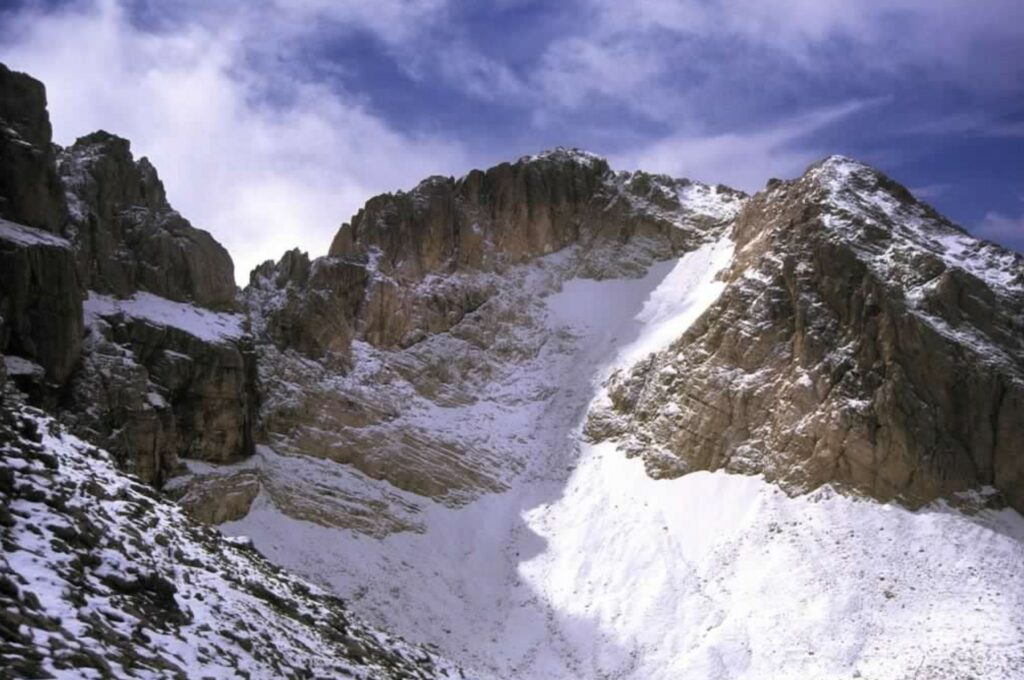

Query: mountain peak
[517,146,607,167]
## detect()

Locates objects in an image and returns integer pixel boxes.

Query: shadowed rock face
[588,156,1024,512]
[59,131,237,310]
[66,308,258,485]
[0,64,67,232]
[0,219,82,385]
[0,62,254,489]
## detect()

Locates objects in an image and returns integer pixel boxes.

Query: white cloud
[611,100,875,192]
[0,0,468,283]
[977,211,1024,244]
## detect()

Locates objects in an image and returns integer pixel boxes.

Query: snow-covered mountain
[2,63,1023,679]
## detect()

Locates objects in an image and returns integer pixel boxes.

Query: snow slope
[225,235,1024,679]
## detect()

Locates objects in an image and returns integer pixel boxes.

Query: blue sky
[1,0,1022,278]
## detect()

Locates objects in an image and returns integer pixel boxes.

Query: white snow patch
[0,217,71,248]
[4,355,44,378]
[85,291,244,344]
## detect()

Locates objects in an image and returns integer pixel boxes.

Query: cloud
[611,100,876,192]
[909,184,951,200]
[977,211,1024,246]
[0,0,469,283]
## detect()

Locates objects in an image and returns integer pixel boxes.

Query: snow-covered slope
[222,222,1024,679]
[0,393,458,679]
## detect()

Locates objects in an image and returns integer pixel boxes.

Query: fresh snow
[812,156,1023,293]
[225,233,1024,679]
[3,355,44,378]
[85,291,244,344]
[0,217,71,248]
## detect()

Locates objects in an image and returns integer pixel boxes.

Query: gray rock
[59,131,237,310]
[0,218,82,385]
[0,64,67,232]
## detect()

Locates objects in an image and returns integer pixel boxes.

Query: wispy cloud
[0,0,468,282]
[977,211,1024,248]
[611,100,878,192]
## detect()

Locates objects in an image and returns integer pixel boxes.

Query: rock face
[0,62,254,490]
[59,131,237,310]
[0,218,82,385]
[0,64,67,232]
[248,249,369,362]
[588,156,1024,511]
[252,149,743,362]
[66,295,257,485]
[242,149,745,519]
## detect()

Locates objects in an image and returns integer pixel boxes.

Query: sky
[0,0,1022,281]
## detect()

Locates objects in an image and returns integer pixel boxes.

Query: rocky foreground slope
[0,384,456,678]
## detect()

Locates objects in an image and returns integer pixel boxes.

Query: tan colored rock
[591,156,1024,511]
[175,470,261,524]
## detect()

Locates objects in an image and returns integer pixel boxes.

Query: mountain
[1,63,1023,679]
[590,155,1024,509]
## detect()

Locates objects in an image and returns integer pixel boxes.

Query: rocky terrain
[588,155,1024,511]
[0,388,457,678]
[0,64,255,488]
[1,61,1023,679]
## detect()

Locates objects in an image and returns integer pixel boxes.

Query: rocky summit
[2,63,1023,679]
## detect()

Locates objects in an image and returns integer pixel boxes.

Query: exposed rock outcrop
[59,131,237,310]
[0,63,256,490]
[65,293,257,485]
[251,148,745,363]
[0,218,82,385]
[0,64,66,232]
[241,149,745,514]
[588,156,1024,511]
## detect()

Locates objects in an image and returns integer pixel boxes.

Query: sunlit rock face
[240,149,746,524]
[589,156,1024,511]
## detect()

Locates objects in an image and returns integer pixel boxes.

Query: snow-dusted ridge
[810,155,1023,293]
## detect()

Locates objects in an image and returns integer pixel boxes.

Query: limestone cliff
[0,64,66,232]
[59,131,236,310]
[588,156,1024,511]
[0,63,255,487]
